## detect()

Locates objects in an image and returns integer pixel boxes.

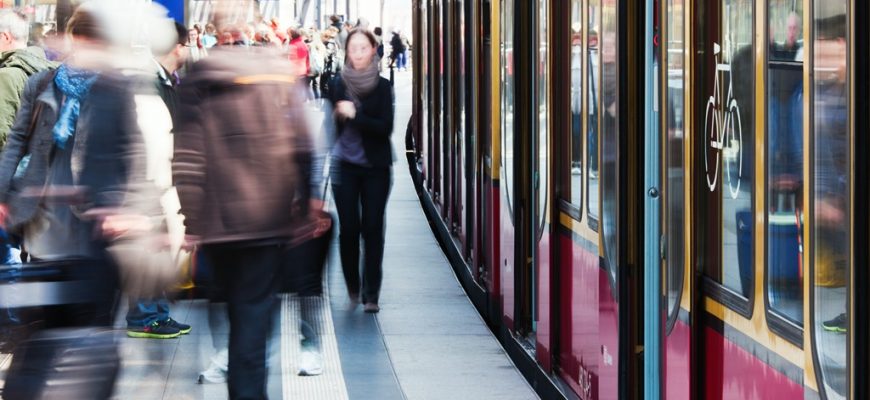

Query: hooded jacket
[0,47,56,147]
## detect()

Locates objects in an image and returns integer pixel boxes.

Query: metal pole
[642,0,661,397]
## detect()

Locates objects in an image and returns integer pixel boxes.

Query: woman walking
[328,29,394,313]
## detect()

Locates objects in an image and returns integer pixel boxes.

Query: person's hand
[816,199,845,227]
[309,198,325,212]
[335,100,356,120]
[0,203,9,230]
[98,214,152,239]
[181,235,200,252]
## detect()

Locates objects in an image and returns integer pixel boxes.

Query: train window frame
[662,0,687,337]
[762,0,805,347]
[558,0,584,222]
[808,4,852,399]
[696,0,755,320]
[585,0,601,232]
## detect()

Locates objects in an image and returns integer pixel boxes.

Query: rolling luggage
[0,258,119,400]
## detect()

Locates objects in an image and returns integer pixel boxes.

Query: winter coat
[0,69,149,234]
[0,47,56,147]
[172,47,317,244]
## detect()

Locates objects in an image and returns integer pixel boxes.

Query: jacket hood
[0,46,56,75]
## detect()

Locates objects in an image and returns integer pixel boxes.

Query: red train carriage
[409,0,870,399]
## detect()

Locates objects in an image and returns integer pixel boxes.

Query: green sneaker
[165,318,191,335]
[127,320,182,339]
[821,313,847,333]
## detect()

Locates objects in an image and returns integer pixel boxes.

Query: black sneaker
[822,313,847,333]
[165,318,191,335]
[127,320,181,339]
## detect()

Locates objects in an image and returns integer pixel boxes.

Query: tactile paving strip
[280,288,349,400]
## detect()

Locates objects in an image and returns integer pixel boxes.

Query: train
[405,0,869,399]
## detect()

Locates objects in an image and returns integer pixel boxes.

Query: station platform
[82,71,538,400]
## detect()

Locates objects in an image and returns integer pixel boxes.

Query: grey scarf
[340,57,380,103]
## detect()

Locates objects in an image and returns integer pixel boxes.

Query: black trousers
[204,242,283,400]
[332,162,391,304]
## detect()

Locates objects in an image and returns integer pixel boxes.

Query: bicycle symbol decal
[704,42,743,199]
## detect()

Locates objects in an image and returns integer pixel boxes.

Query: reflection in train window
[586,0,601,225]
[664,0,685,328]
[600,0,618,284]
[500,0,515,220]
[568,0,583,208]
[766,0,804,326]
[812,3,849,399]
[701,0,754,299]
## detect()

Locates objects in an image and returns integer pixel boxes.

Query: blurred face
[786,14,800,46]
[188,29,198,44]
[347,33,375,70]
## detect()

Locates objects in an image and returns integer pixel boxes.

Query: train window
[586,0,601,227]
[536,0,549,236]
[811,3,849,399]
[566,0,583,209]
[700,0,754,300]
[765,0,804,329]
[599,0,618,283]
[500,0,515,219]
[664,0,686,331]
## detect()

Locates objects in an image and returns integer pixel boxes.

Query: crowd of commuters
[0,1,400,399]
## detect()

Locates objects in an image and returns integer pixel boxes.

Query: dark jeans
[332,162,391,304]
[203,242,283,400]
[125,297,169,328]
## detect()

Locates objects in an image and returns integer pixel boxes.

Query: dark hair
[66,7,105,42]
[173,22,187,47]
[345,29,377,50]
[373,27,382,36]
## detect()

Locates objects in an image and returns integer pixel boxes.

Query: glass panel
[500,0,515,219]
[766,0,804,325]
[568,0,584,207]
[665,0,686,323]
[536,0,549,235]
[812,2,849,398]
[587,0,601,222]
[700,0,754,297]
[600,0,618,282]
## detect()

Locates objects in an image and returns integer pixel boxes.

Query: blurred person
[320,30,341,97]
[202,23,218,48]
[306,29,326,99]
[771,12,802,61]
[389,30,406,71]
[124,21,192,340]
[288,26,311,90]
[373,27,384,70]
[327,29,394,313]
[813,15,849,333]
[0,9,55,147]
[186,26,208,68]
[173,35,320,399]
[0,4,175,397]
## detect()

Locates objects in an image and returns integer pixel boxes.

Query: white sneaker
[197,348,228,384]
[298,350,323,376]
[198,364,227,384]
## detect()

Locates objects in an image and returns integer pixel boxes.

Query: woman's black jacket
[327,76,394,168]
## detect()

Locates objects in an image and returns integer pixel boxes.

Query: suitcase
[0,258,119,399]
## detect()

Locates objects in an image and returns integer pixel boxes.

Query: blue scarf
[52,64,98,149]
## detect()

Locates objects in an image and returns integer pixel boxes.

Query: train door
[499,0,518,329]
[660,0,691,398]
[531,0,553,368]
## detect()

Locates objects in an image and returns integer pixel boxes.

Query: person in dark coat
[173,42,319,399]
[328,29,394,313]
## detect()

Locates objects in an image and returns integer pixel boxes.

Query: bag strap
[22,70,57,153]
